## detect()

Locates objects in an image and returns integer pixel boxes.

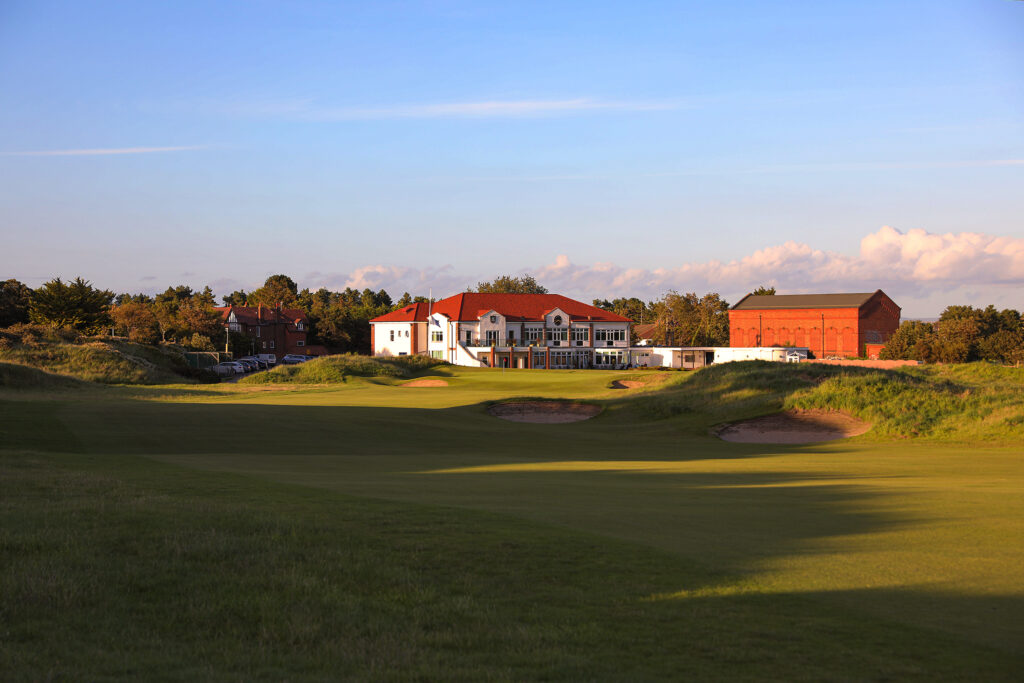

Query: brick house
[215,304,313,358]
[728,291,901,358]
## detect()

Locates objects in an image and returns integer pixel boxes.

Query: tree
[249,274,299,307]
[110,302,159,343]
[29,277,114,333]
[592,297,652,324]
[222,290,249,306]
[474,275,548,294]
[0,279,33,327]
[879,321,937,361]
[114,292,154,306]
[176,299,222,339]
[751,286,776,296]
[648,291,730,346]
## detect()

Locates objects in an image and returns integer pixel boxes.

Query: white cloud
[1,145,208,157]
[306,227,1024,316]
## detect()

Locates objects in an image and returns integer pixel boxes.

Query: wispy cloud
[1,145,208,157]
[202,97,681,121]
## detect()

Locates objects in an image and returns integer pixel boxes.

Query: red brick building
[215,304,316,358]
[729,291,901,359]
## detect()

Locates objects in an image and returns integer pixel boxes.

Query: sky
[0,0,1021,317]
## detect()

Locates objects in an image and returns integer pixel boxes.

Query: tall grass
[241,354,447,385]
[628,361,1024,441]
[0,325,198,385]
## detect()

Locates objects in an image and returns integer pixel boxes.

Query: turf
[2,362,1023,679]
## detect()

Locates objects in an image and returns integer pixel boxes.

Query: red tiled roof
[633,323,658,339]
[215,304,308,325]
[368,302,432,323]
[370,294,631,323]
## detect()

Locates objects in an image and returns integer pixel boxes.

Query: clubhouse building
[370,293,632,369]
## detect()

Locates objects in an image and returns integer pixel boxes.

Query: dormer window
[490,315,497,323]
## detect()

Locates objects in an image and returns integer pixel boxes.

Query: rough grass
[0,326,198,385]
[240,353,448,384]
[625,361,1024,441]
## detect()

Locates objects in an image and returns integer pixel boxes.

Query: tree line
[880,305,1024,364]
[4,274,1022,363]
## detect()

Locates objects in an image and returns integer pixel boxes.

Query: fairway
[3,364,1023,679]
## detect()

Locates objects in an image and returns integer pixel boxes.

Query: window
[256,327,261,337]
[431,331,443,342]
[262,342,266,349]
[490,315,497,323]
[465,330,473,344]
[508,330,515,340]
[525,327,542,342]
[296,322,304,330]
[572,328,589,341]
[683,354,694,363]
[430,350,444,360]
[269,341,275,349]
[553,315,563,326]
[405,330,410,337]
[595,329,626,342]
[486,330,499,344]
[390,330,395,342]
[549,329,567,341]
[297,340,305,347]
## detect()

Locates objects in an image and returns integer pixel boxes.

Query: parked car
[235,358,258,372]
[257,354,277,366]
[240,356,268,369]
[209,362,238,377]
[281,354,308,365]
[211,361,246,376]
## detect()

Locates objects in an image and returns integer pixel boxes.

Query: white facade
[373,306,631,369]
[373,321,427,357]
[632,346,809,368]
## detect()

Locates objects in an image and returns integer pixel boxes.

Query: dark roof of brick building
[731,291,882,311]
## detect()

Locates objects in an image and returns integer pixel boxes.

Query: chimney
[257,303,263,322]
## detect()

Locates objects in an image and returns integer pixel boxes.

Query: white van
[256,354,277,366]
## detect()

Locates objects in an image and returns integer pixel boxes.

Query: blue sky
[1,0,1021,316]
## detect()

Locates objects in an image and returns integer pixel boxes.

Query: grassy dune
[0,326,200,385]
[2,361,1023,679]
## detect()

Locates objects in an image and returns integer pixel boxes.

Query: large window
[525,327,542,342]
[430,350,444,360]
[572,328,589,342]
[431,331,443,342]
[549,329,567,341]
[486,330,499,344]
[595,328,626,342]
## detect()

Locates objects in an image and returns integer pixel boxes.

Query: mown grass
[3,362,1024,679]
[240,353,448,384]
[2,449,1020,681]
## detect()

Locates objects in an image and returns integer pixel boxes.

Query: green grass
[0,326,199,385]
[240,353,447,385]
[2,361,1024,679]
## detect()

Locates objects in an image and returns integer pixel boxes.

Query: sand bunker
[717,409,871,444]
[489,401,601,423]
[611,375,669,390]
[402,379,449,387]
